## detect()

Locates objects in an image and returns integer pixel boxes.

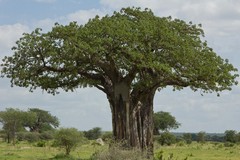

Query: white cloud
[33,9,108,32]
[67,9,107,25]
[0,23,29,56]
[100,0,240,37]
[35,18,57,32]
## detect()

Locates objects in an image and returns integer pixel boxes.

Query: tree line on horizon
[0,108,178,143]
[0,107,238,144]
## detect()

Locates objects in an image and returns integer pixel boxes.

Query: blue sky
[0,0,240,133]
[0,0,101,25]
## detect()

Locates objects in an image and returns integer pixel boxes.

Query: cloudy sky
[0,0,240,133]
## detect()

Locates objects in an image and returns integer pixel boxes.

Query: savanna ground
[1,140,240,160]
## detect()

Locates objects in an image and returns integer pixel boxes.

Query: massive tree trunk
[110,82,131,143]
[129,90,154,155]
[108,82,155,156]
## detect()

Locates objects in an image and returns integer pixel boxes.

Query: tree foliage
[197,131,206,143]
[24,108,59,133]
[83,127,102,140]
[0,108,58,144]
[1,7,238,95]
[0,108,27,145]
[183,133,192,144]
[224,130,237,143]
[157,132,176,146]
[153,111,180,135]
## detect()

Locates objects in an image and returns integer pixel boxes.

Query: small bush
[157,132,176,146]
[40,131,54,140]
[217,143,224,149]
[17,132,27,141]
[177,141,186,146]
[25,132,40,142]
[224,142,235,147]
[101,131,113,142]
[84,127,102,140]
[17,132,40,142]
[182,133,192,144]
[35,140,46,147]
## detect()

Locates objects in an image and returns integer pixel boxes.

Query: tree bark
[111,82,130,143]
[130,90,154,155]
[109,82,155,157]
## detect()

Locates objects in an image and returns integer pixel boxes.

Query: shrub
[26,132,40,142]
[101,131,113,142]
[17,132,40,142]
[54,128,84,155]
[39,131,54,140]
[182,133,192,144]
[84,127,102,140]
[157,132,176,146]
[224,142,235,147]
[17,132,27,141]
[177,140,186,146]
[35,140,46,147]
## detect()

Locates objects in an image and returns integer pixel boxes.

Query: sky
[0,0,240,133]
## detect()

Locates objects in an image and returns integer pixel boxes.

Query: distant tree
[183,133,192,144]
[54,128,84,155]
[224,130,237,143]
[197,131,206,143]
[24,108,59,133]
[0,108,27,145]
[157,132,176,146]
[153,111,180,135]
[210,135,224,142]
[84,127,102,140]
[191,133,198,141]
[236,132,240,143]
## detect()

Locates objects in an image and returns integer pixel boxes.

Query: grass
[1,141,240,160]
[0,141,103,160]
[154,142,240,160]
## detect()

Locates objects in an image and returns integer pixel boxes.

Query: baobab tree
[1,7,238,154]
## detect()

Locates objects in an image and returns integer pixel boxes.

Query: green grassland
[1,141,240,160]
[154,142,240,160]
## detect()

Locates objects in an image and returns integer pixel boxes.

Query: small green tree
[0,108,28,145]
[197,131,206,143]
[54,128,83,155]
[224,130,237,143]
[183,133,192,144]
[84,127,102,140]
[153,111,180,135]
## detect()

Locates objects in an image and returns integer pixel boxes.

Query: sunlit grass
[154,142,240,160]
